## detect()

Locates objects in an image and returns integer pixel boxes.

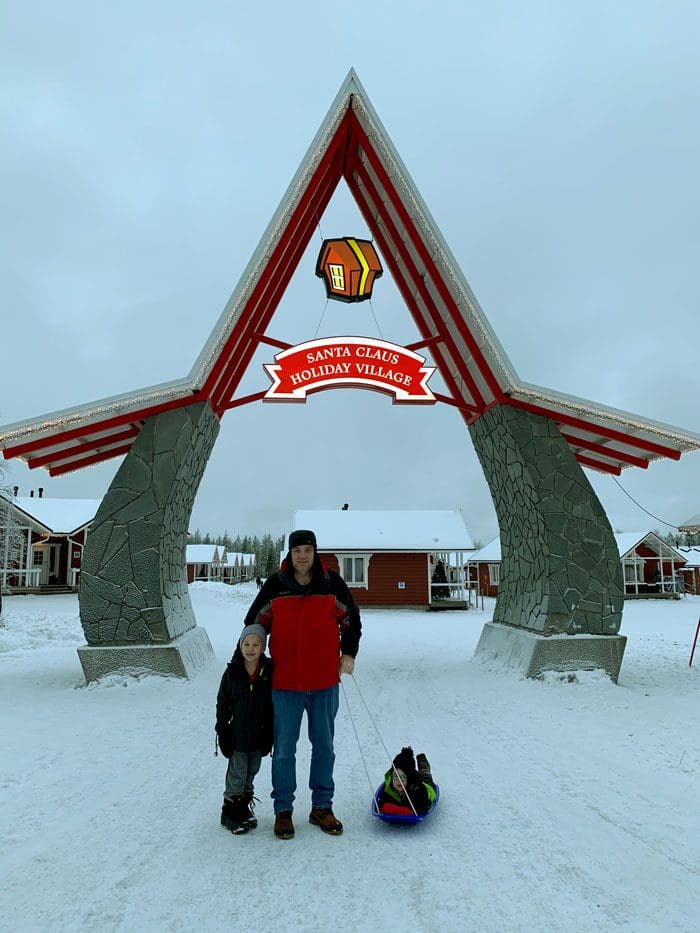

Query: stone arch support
[77,402,219,680]
[469,404,626,679]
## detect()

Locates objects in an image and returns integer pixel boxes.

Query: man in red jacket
[243,529,361,839]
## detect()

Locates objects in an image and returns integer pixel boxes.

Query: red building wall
[475,562,499,598]
[679,565,699,594]
[321,552,429,606]
[634,543,678,583]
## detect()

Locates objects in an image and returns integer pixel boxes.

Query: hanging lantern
[315,237,383,302]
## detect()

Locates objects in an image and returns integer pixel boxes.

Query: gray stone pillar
[469,404,626,681]
[77,401,219,682]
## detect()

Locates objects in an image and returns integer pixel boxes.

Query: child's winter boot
[242,791,258,829]
[220,795,251,835]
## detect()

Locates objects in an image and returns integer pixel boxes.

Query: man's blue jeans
[271,685,339,814]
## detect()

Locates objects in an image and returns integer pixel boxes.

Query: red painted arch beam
[206,112,352,410]
[48,443,135,477]
[347,148,489,410]
[24,426,141,469]
[346,155,487,414]
[560,433,650,469]
[345,171,474,426]
[349,116,503,402]
[575,454,622,475]
[211,161,343,413]
[2,392,208,461]
[211,167,341,413]
[207,162,341,409]
[507,397,681,460]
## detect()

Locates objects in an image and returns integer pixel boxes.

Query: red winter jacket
[243,559,361,692]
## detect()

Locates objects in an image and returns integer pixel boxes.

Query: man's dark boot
[309,807,343,835]
[274,811,295,839]
[221,795,251,835]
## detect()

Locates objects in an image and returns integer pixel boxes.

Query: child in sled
[376,746,437,816]
[215,623,274,834]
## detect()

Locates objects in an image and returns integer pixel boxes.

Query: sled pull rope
[342,673,420,817]
[340,678,376,795]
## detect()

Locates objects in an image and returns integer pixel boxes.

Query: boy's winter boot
[242,792,258,830]
[220,795,251,835]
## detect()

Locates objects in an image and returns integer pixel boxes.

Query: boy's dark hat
[393,746,417,777]
[289,529,317,550]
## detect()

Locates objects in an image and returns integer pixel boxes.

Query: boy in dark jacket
[376,747,436,816]
[216,623,273,834]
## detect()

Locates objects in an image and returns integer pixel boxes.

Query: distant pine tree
[431,559,450,600]
[260,533,277,576]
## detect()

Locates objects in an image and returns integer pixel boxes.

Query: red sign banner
[263,336,436,403]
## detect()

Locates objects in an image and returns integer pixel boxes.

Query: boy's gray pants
[225,750,262,800]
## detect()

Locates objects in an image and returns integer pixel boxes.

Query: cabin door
[48,543,61,585]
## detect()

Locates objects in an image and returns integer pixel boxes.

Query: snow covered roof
[227,552,255,566]
[185,544,225,564]
[676,546,700,568]
[466,532,686,564]
[613,531,686,561]
[678,512,700,532]
[468,538,502,563]
[291,509,473,551]
[10,496,101,534]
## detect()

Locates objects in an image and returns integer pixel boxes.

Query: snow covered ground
[1,583,699,932]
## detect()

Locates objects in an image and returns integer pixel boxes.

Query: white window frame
[336,553,371,589]
[623,558,644,584]
[488,563,500,586]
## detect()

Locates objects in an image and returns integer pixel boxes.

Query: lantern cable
[611,477,680,530]
[368,299,384,339]
[313,298,330,339]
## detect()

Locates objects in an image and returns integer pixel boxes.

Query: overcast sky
[1,1,699,546]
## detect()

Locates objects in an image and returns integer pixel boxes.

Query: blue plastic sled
[371,783,440,824]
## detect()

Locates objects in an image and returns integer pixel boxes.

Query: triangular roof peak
[1,71,699,476]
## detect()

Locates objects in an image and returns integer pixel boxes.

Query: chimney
[38,487,44,498]
[30,490,34,497]
[13,486,18,497]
